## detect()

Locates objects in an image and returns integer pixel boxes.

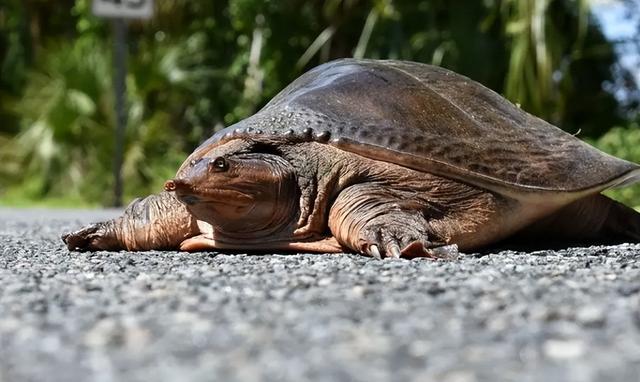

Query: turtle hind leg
[587,195,640,243]
[62,192,199,251]
[513,194,640,246]
[599,196,640,242]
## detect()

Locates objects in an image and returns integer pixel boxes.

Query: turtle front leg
[327,184,459,259]
[63,192,199,251]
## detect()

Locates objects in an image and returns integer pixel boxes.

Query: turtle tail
[62,192,199,251]
[516,194,640,245]
[594,195,640,243]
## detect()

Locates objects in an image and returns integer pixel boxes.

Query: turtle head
[164,151,298,239]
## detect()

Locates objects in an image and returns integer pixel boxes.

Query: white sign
[92,0,154,19]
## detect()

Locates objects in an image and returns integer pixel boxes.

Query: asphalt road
[1,208,640,382]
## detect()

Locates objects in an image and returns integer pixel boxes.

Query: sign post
[92,0,154,207]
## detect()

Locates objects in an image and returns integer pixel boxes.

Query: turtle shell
[194,59,640,197]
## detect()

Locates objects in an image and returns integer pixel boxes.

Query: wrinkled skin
[63,140,640,258]
[62,191,198,251]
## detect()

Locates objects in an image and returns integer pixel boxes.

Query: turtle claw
[368,244,382,260]
[62,222,115,251]
[362,240,406,260]
[358,221,428,259]
[387,243,402,259]
[358,224,458,260]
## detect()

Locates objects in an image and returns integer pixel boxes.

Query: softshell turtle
[63,58,640,259]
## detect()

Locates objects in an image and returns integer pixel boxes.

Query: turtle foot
[62,222,117,251]
[357,218,457,260]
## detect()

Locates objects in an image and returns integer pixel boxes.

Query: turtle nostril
[165,178,191,192]
[164,180,177,191]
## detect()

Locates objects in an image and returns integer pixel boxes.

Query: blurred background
[0,0,639,208]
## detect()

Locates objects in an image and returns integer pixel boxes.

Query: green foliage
[0,0,28,95]
[591,124,640,209]
[1,37,113,202]
[0,0,29,137]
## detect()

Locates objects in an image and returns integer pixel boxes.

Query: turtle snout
[164,180,177,191]
[164,178,191,192]
[164,178,201,205]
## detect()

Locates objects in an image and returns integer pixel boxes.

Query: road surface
[1,208,640,382]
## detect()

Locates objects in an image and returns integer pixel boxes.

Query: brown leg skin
[62,192,200,251]
[514,194,640,244]
[327,184,461,259]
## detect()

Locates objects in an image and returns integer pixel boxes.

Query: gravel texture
[1,208,640,382]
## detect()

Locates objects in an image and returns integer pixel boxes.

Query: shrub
[590,123,640,209]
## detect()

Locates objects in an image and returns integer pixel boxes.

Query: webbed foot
[62,222,119,251]
[358,218,458,260]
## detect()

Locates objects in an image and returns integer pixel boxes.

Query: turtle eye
[210,157,228,172]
